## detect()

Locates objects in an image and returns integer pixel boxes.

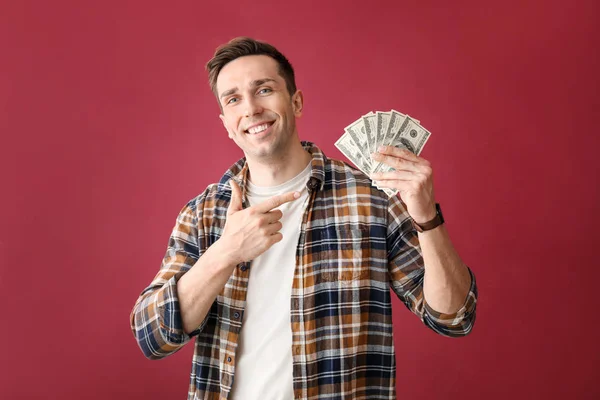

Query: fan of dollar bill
[334,109,431,197]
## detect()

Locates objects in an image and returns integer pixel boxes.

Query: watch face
[436,203,444,223]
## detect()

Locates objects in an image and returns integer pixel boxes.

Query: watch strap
[411,203,444,232]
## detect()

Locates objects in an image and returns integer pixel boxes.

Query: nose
[244,97,263,118]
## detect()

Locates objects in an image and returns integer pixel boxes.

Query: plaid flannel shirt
[130,142,478,400]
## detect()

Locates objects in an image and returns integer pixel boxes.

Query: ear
[292,90,304,117]
[219,114,234,139]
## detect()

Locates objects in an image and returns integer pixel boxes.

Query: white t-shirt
[229,163,312,400]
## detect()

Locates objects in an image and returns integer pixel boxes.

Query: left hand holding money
[371,145,437,224]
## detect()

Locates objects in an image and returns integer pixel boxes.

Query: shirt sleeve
[129,200,208,359]
[386,196,478,338]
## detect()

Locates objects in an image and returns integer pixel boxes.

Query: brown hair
[206,37,297,100]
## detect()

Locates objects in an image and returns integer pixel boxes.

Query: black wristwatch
[411,203,444,232]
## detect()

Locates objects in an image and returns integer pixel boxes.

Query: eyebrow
[219,78,278,99]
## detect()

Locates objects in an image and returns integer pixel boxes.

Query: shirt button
[233,312,240,319]
[240,265,248,271]
[295,346,301,355]
[227,357,232,363]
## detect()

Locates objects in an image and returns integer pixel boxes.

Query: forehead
[216,55,281,94]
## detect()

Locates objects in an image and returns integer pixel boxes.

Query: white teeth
[248,123,269,134]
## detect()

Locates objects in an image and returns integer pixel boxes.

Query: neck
[245,141,312,187]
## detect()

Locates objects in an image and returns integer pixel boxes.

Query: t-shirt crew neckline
[246,162,312,197]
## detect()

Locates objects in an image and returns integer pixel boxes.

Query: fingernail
[378,146,386,152]
[293,191,300,198]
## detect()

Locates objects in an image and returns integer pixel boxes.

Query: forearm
[419,224,472,314]
[177,239,238,334]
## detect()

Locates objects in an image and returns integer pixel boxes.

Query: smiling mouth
[244,122,274,134]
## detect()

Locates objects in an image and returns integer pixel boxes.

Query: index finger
[254,191,301,213]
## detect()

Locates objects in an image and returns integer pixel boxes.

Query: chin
[250,142,286,160]
[250,148,277,160]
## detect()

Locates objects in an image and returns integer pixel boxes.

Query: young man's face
[216,55,303,161]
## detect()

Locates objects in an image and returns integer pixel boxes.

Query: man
[130,37,477,400]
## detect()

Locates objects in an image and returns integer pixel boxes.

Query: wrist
[209,238,241,271]
[411,203,445,233]
[411,204,437,224]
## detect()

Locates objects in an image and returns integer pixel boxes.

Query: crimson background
[1,0,599,399]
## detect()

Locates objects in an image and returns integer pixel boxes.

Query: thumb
[227,179,243,215]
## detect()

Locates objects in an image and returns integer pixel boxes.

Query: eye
[258,88,272,95]
[226,97,238,105]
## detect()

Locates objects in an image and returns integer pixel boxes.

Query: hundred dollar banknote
[334,110,431,197]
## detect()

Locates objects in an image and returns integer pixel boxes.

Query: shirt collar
[218,141,326,198]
